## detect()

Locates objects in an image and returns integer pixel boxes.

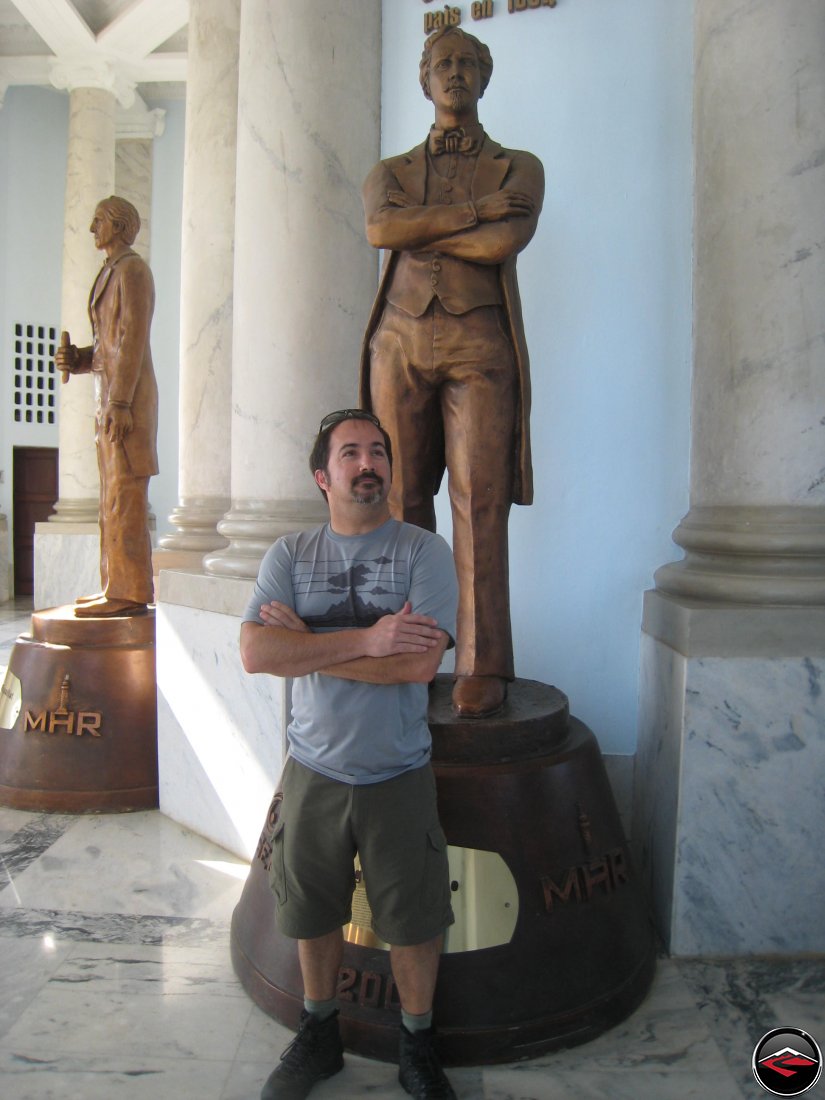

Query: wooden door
[13,447,58,596]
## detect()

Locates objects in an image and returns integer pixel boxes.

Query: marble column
[156,0,240,569]
[35,82,118,609]
[204,0,381,577]
[158,0,382,858]
[115,96,167,263]
[115,98,164,536]
[53,85,116,525]
[634,0,825,955]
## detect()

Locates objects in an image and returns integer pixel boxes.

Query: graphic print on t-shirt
[295,554,406,628]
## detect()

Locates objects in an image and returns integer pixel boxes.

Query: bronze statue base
[0,606,158,812]
[230,676,656,1065]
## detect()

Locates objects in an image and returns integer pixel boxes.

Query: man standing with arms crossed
[241,409,459,1100]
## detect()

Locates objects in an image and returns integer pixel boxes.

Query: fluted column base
[157,497,230,554]
[203,499,329,579]
[48,498,100,524]
[654,505,825,605]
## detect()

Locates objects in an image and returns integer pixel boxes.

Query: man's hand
[242,600,446,682]
[363,601,442,657]
[261,598,441,656]
[260,601,311,633]
[103,404,133,444]
[475,190,535,223]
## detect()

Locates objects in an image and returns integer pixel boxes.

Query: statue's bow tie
[429,128,480,156]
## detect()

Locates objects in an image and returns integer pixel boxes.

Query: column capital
[50,57,135,108]
[117,96,166,140]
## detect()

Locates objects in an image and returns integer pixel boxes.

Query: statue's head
[96,195,141,245]
[419,26,493,102]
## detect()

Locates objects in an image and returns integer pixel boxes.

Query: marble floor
[1,600,824,1099]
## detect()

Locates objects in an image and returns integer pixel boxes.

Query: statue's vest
[385,152,502,317]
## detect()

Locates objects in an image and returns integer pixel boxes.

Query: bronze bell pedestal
[231,675,656,1065]
[0,606,158,812]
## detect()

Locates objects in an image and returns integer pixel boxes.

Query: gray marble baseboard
[635,628,825,955]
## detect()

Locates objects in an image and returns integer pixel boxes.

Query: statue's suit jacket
[360,134,544,505]
[89,249,158,477]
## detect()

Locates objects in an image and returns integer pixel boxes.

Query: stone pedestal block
[156,570,287,860]
[34,523,101,610]
[634,592,825,955]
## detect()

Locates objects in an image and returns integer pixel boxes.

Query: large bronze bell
[231,675,656,1064]
[0,607,158,812]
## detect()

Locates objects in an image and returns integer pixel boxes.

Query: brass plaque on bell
[0,669,22,730]
[343,846,518,952]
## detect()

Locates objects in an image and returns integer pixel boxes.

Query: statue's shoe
[74,592,105,604]
[452,675,507,718]
[74,597,148,618]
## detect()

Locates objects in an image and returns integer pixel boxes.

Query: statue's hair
[97,195,141,245]
[419,26,493,100]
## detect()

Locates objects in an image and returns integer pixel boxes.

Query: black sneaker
[398,1024,457,1099]
[260,1010,344,1100]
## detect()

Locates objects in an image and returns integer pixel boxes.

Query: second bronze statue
[360,26,544,718]
[55,196,159,619]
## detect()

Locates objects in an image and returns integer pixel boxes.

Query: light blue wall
[380,0,693,752]
[0,87,68,521]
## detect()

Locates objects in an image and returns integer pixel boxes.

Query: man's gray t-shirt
[242,518,457,785]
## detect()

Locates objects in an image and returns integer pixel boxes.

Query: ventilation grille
[13,322,58,425]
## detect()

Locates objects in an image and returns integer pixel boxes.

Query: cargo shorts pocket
[423,825,450,910]
[267,819,287,905]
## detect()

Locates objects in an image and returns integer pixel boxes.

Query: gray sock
[402,1009,433,1033]
[304,996,338,1021]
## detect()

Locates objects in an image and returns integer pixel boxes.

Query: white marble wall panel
[674,654,824,954]
[633,634,686,947]
[33,522,100,609]
[33,523,100,609]
[156,601,288,860]
[0,515,8,601]
[636,637,825,955]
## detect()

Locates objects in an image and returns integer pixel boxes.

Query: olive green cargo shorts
[269,757,454,946]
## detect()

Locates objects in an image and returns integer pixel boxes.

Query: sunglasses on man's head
[318,409,382,433]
